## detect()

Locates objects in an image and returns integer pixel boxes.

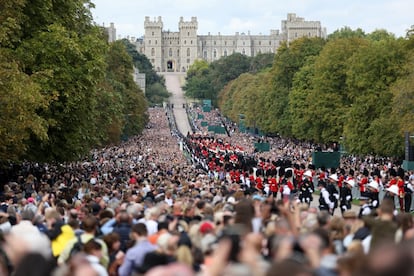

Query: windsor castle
[107,13,326,73]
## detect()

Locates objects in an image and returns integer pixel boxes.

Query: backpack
[68,234,84,260]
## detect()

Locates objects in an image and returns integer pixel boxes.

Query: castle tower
[178,17,198,72]
[107,22,116,42]
[144,16,163,72]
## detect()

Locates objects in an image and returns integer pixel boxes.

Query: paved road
[162,72,192,135]
[163,72,360,217]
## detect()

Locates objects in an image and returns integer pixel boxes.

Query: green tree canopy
[0,49,48,161]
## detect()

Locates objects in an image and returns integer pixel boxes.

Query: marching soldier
[327,173,340,215]
[340,179,354,214]
[318,181,335,215]
[299,170,314,205]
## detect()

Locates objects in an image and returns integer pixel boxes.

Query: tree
[0,0,26,48]
[105,41,148,140]
[146,83,171,106]
[266,37,326,136]
[250,52,274,73]
[300,37,366,143]
[0,49,48,161]
[183,60,213,100]
[328,27,366,40]
[120,39,166,86]
[16,24,108,161]
[344,38,408,154]
[289,56,318,140]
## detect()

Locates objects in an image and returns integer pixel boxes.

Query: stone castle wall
[112,13,326,72]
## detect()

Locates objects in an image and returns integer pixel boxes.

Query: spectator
[118,223,157,276]
[58,215,108,268]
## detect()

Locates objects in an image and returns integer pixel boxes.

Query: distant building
[129,13,326,72]
[103,22,117,43]
[133,67,146,93]
[282,13,326,44]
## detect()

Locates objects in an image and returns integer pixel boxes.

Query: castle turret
[144,16,163,72]
[178,17,198,72]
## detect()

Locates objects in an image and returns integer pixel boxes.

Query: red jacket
[359,176,368,193]
[269,177,278,192]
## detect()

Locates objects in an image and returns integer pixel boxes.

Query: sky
[90,0,413,39]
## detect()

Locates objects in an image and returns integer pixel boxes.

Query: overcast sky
[91,0,413,39]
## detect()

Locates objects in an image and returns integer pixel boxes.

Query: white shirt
[86,255,108,276]
[321,188,334,209]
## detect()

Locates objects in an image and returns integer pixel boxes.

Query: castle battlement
[135,14,325,73]
[179,16,198,30]
[144,16,163,29]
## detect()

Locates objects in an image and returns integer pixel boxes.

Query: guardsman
[340,179,354,214]
[299,170,313,205]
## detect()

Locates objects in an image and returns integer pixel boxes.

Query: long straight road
[162,72,192,135]
[162,72,360,217]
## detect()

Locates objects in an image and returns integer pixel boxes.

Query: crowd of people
[1,105,414,276]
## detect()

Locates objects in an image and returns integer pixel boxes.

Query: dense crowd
[1,106,414,276]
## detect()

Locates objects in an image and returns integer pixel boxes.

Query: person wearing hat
[340,179,354,215]
[358,195,373,218]
[387,168,398,188]
[280,169,295,203]
[384,184,399,210]
[327,173,340,215]
[358,169,369,198]
[366,180,380,209]
[318,181,335,215]
[396,168,405,212]
[268,171,278,199]
[298,170,313,205]
[404,175,414,213]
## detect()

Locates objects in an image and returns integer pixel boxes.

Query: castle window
[213,49,217,58]
[152,32,154,36]
[188,32,190,36]
[149,40,151,44]
[214,41,216,45]
[151,48,155,56]
[187,58,190,63]
[269,41,271,45]
[243,41,245,46]
[204,51,207,59]
[191,40,193,44]
[259,41,261,46]
[169,48,172,57]
[233,41,235,45]
[295,33,298,37]
[187,48,190,57]
[242,48,245,55]
[225,41,227,46]
[177,49,180,56]
[224,49,227,57]
[155,40,157,45]
[308,32,311,36]
[184,40,187,45]
[170,41,172,45]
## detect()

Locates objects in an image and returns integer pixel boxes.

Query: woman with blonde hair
[175,245,193,268]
